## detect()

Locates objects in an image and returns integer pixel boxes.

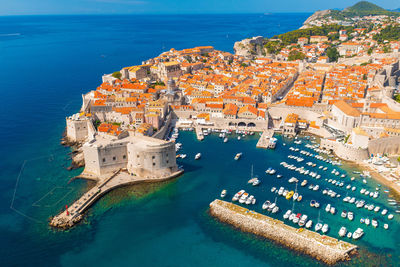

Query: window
[103,158,106,162]
[153,163,156,166]
[137,155,140,158]
[152,156,155,159]
[123,155,126,159]
[166,160,169,164]
[113,156,116,161]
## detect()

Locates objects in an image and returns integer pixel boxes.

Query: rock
[233,36,265,58]
[302,10,332,28]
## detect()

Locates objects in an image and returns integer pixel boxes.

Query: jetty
[195,127,204,141]
[256,129,274,148]
[50,169,183,229]
[209,199,357,265]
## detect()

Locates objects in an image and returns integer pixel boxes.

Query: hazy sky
[1,0,400,15]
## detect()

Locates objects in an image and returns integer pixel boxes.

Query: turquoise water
[1,14,399,266]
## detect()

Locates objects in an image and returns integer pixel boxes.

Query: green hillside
[325,1,399,19]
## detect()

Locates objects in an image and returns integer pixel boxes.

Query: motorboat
[278,187,284,195]
[330,206,336,215]
[381,209,388,215]
[293,192,299,201]
[347,211,354,221]
[388,214,394,220]
[299,215,308,227]
[252,178,260,186]
[271,187,277,193]
[371,219,378,228]
[288,177,298,183]
[245,195,254,205]
[262,200,271,210]
[352,228,364,240]
[315,223,323,232]
[234,153,242,160]
[305,220,313,229]
[365,218,370,225]
[220,189,227,198]
[384,223,389,230]
[325,204,331,213]
[224,137,228,143]
[232,190,245,202]
[286,191,294,200]
[339,226,347,237]
[293,213,301,224]
[310,200,316,207]
[277,174,282,178]
[239,193,248,203]
[195,153,201,160]
[301,180,308,187]
[341,210,347,218]
[283,210,291,219]
[360,218,365,224]
[321,224,329,234]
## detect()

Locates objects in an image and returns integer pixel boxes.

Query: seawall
[209,199,357,265]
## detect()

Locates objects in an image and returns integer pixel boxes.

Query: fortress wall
[321,139,369,162]
[368,137,400,156]
[66,118,89,142]
[152,113,172,140]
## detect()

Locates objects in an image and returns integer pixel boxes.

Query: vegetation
[264,40,282,54]
[326,47,339,62]
[373,25,400,43]
[344,134,350,143]
[272,25,353,46]
[395,94,400,103]
[240,63,248,68]
[149,81,165,88]
[287,50,305,61]
[112,71,122,79]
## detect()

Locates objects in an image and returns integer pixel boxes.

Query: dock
[195,127,204,141]
[256,129,274,148]
[49,169,183,229]
[209,199,357,265]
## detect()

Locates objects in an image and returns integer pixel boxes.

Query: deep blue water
[1,13,399,266]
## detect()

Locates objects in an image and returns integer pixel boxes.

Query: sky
[1,0,400,15]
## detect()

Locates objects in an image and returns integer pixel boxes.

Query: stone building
[82,132,178,177]
[66,113,95,142]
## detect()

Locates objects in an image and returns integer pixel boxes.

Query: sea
[0,13,399,266]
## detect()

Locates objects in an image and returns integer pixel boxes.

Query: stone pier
[209,199,357,265]
[49,169,183,229]
[256,129,274,148]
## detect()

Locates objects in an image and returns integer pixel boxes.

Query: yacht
[239,193,248,204]
[299,215,308,227]
[234,153,242,160]
[293,192,299,201]
[293,213,301,224]
[245,195,254,205]
[352,228,364,240]
[305,220,313,229]
[220,190,227,198]
[288,177,298,183]
[339,226,347,237]
[195,153,201,160]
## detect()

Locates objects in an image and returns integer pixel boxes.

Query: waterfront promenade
[256,129,275,148]
[50,169,183,229]
[210,199,357,265]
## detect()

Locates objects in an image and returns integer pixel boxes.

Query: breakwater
[209,199,357,265]
[49,169,183,229]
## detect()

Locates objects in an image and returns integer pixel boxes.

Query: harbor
[210,199,357,265]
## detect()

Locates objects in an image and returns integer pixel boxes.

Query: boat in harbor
[220,189,227,198]
[352,228,364,240]
[252,178,260,186]
[232,190,245,202]
[293,213,301,224]
[268,137,277,149]
[325,204,331,213]
[245,195,254,205]
[223,137,228,143]
[341,210,347,218]
[234,153,242,160]
[301,180,308,187]
[283,209,291,219]
[239,193,248,203]
[305,220,313,229]
[365,218,370,225]
[262,200,271,210]
[286,191,294,200]
[321,224,329,234]
[347,211,354,221]
[195,153,201,160]
[339,226,347,237]
[298,214,308,227]
[371,219,378,228]
[315,223,322,232]
[384,223,389,230]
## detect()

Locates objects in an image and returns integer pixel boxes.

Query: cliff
[302,9,331,26]
[233,36,265,58]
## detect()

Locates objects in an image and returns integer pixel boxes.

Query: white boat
[381,209,388,215]
[293,214,300,224]
[262,200,271,210]
[245,195,254,205]
[289,213,296,221]
[384,223,389,230]
[365,218,370,225]
[388,214,394,220]
[234,153,242,160]
[269,169,276,175]
[305,220,313,229]
[301,180,308,187]
[315,223,323,232]
[239,193,248,204]
[278,187,284,195]
[237,136,241,140]
[330,206,336,215]
[271,187,276,193]
[352,228,364,240]
[277,174,282,178]
[325,204,331,213]
[371,219,378,228]
[321,224,329,234]
[224,137,228,143]
[313,185,319,191]
[299,214,308,226]
[220,189,227,198]
[288,177,298,183]
[339,226,347,237]
[347,211,354,221]
[374,206,380,213]
[195,153,201,160]
[271,206,279,214]
[180,154,187,159]
[283,210,291,219]
[252,178,260,186]
[341,210,347,218]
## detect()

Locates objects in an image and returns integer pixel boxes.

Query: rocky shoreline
[209,199,357,265]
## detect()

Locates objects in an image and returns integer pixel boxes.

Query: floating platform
[209,199,357,265]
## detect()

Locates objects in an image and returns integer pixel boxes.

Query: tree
[264,41,282,54]
[395,94,400,103]
[326,47,339,62]
[112,71,122,79]
[288,50,305,61]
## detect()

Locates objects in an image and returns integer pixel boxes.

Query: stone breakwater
[209,199,357,265]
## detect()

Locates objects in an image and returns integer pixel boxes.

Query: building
[82,132,178,177]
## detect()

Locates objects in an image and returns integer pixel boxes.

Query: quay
[50,169,183,229]
[195,127,204,141]
[209,199,357,265]
[256,129,275,148]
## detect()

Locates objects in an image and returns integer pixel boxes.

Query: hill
[343,1,396,16]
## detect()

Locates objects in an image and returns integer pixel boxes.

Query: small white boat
[371,219,378,228]
[388,214,394,220]
[234,153,242,160]
[224,137,228,143]
[262,200,271,210]
[347,232,352,238]
[347,211,354,221]
[220,189,227,198]
[271,206,279,214]
[315,223,322,232]
[325,204,331,213]
[339,226,347,237]
[365,218,370,225]
[352,228,364,240]
[195,153,201,160]
[305,220,313,229]
[283,209,291,219]
[321,224,329,234]
[384,223,389,230]
[271,187,276,193]
[301,180,308,187]
[330,206,336,215]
